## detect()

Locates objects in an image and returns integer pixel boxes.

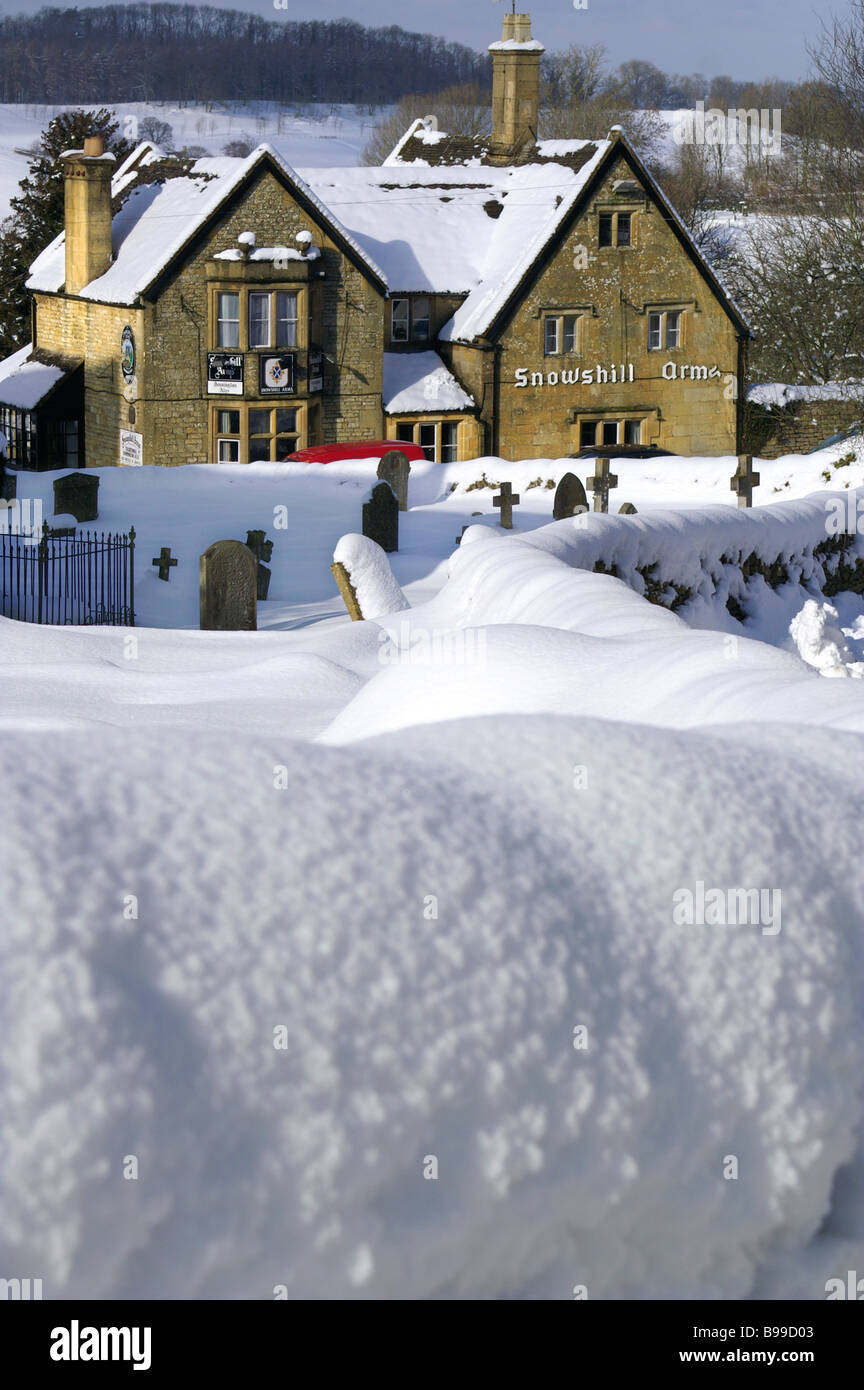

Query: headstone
[245,529,274,600]
[492,481,520,529]
[362,481,398,553]
[330,561,363,621]
[454,524,471,547]
[152,546,178,581]
[200,539,257,631]
[587,459,618,513]
[731,454,760,509]
[53,470,99,522]
[377,450,411,512]
[618,502,638,515]
[553,472,589,519]
[48,513,77,538]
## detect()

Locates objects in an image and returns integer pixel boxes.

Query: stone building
[0,11,749,469]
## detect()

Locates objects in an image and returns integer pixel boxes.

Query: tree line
[0,4,487,105]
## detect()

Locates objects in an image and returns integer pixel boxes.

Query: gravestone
[48,513,77,538]
[553,472,589,520]
[731,454,760,509]
[493,481,520,529]
[152,546,178,581]
[200,539,257,631]
[587,459,618,513]
[245,529,274,600]
[618,502,638,515]
[377,450,411,512]
[362,481,398,553]
[53,471,99,522]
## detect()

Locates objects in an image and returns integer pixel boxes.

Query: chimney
[489,11,544,161]
[61,133,115,294]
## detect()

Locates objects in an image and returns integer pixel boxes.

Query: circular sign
[121,325,136,382]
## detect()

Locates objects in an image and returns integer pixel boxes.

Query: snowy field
[0,100,379,220]
[2,445,864,1301]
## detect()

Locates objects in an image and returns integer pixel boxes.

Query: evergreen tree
[0,110,132,357]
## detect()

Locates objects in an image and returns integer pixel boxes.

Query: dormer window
[390,296,432,344]
[392,299,409,343]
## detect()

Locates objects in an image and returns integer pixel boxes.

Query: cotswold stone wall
[743,396,864,459]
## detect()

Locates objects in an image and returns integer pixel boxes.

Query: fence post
[129,527,136,627]
[37,520,48,625]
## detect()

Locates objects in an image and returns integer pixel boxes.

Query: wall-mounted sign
[121,325,136,381]
[207,352,244,395]
[259,353,296,395]
[120,429,143,466]
[308,351,323,393]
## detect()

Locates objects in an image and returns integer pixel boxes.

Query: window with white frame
[648,309,682,350]
[544,312,580,356]
[248,292,271,349]
[391,298,410,343]
[580,418,645,449]
[394,418,462,463]
[413,297,431,342]
[217,292,240,348]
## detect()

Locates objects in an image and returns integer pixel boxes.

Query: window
[647,309,683,350]
[61,420,78,468]
[440,422,459,463]
[248,292,270,349]
[392,299,409,343]
[394,419,462,462]
[276,292,298,348]
[217,292,240,348]
[601,421,618,446]
[413,298,431,343]
[580,421,596,449]
[598,211,634,248]
[624,419,642,445]
[217,410,240,434]
[217,438,240,463]
[418,422,437,462]
[544,313,580,356]
[250,406,299,461]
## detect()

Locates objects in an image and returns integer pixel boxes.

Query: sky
[0,0,835,80]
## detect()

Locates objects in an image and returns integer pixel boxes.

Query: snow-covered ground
[0,101,379,221]
[2,447,864,1300]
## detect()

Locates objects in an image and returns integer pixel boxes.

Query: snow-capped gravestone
[362,481,398,553]
[200,539,257,631]
[53,471,99,523]
[245,529,273,601]
[553,472,589,520]
[331,533,409,622]
[376,450,411,512]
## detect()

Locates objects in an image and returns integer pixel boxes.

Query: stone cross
[200,539,257,631]
[362,481,399,553]
[553,472,589,520]
[493,481,520,529]
[587,459,618,513]
[731,454,760,509]
[377,450,411,512]
[152,547,178,581]
[245,529,273,600]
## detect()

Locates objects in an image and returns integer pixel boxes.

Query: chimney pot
[83,134,105,158]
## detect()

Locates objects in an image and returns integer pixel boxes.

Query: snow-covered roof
[0,342,73,410]
[302,146,609,341]
[383,351,475,415]
[27,143,386,305]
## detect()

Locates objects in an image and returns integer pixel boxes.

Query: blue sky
[0,0,831,80]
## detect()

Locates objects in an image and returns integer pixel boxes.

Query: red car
[283,440,427,464]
